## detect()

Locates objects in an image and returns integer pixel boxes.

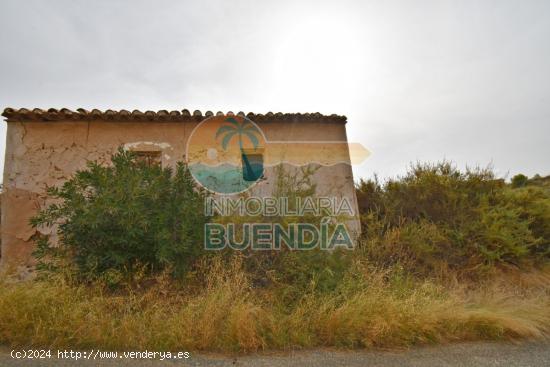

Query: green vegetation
[30,148,209,283]
[511,173,529,188]
[0,157,549,353]
[356,163,550,277]
[1,258,549,352]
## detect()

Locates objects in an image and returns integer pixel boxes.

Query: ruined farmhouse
[1,107,360,267]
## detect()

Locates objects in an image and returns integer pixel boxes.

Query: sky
[0,0,549,182]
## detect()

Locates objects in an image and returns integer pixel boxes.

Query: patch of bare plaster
[2,188,43,242]
[14,122,28,156]
[4,123,28,186]
[14,130,93,193]
[85,147,116,165]
[123,141,172,151]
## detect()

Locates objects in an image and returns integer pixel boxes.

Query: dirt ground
[1,340,549,366]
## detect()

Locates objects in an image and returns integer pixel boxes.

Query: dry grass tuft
[1,260,549,353]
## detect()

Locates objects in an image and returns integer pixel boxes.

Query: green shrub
[361,220,452,276]
[381,162,504,227]
[504,185,550,257]
[207,164,356,300]
[31,148,209,281]
[511,173,528,188]
[357,162,549,276]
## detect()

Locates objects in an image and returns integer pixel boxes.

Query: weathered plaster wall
[1,118,359,268]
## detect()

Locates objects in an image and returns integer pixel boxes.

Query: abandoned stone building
[1,107,360,268]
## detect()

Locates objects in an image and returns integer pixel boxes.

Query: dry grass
[0,259,549,353]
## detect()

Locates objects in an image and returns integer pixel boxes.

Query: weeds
[0,258,549,352]
[2,161,548,353]
[357,162,550,277]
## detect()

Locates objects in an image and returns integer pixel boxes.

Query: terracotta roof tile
[2,108,347,123]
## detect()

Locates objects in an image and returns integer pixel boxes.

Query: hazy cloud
[1,0,549,180]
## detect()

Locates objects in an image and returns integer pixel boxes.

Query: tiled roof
[2,108,346,123]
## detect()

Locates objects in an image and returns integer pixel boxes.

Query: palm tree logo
[215,117,260,150]
[215,117,262,181]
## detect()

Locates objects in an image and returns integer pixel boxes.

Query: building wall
[1,117,359,268]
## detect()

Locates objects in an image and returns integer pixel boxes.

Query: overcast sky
[0,0,548,181]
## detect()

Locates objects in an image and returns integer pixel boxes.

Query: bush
[357,162,549,277]
[511,173,528,188]
[3,160,548,352]
[31,148,209,281]
[504,185,550,258]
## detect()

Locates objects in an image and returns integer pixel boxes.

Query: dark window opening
[242,153,263,181]
[134,151,162,167]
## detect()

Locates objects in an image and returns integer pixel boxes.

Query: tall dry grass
[0,258,548,353]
